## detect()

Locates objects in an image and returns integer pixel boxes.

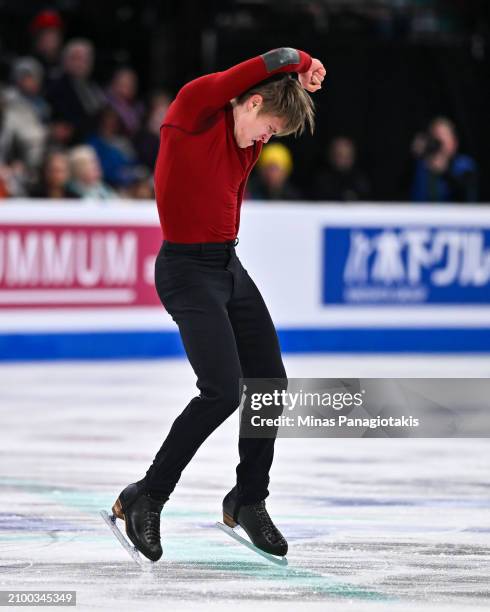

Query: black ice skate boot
[223,487,288,557]
[112,481,167,562]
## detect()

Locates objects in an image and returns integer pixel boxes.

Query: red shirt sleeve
[165,49,312,131]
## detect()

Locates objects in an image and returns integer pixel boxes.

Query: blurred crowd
[0,10,170,201]
[0,9,479,204]
[247,117,478,203]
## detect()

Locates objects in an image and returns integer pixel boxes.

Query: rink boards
[0,201,489,360]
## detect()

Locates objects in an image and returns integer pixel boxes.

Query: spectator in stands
[247,143,302,200]
[30,150,77,199]
[120,167,155,200]
[86,107,139,188]
[29,9,64,86]
[410,117,478,203]
[11,57,51,124]
[47,39,105,145]
[311,137,371,201]
[0,75,47,195]
[133,91,172,170]
[67,145,117,200]
[105,67,145,137]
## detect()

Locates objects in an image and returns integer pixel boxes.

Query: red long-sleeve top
[154,49,312,242]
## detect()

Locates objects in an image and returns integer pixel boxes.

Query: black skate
[101,481,166,563]
[217,487,288,566]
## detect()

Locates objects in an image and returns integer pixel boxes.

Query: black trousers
[143,240,287,505]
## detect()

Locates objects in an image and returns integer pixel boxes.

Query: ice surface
[0,355,489,611]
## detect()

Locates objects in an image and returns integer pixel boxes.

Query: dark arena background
[0,2,489,611]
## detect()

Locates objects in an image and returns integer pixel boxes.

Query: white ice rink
[1,355,489,612]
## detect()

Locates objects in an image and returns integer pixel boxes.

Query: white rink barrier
[0,200,489,360]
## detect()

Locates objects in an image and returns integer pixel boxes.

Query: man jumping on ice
[110,48,326,561]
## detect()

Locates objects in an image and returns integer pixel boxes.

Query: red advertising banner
[0,224,163,309]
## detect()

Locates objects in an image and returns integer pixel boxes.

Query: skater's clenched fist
[298,58,326,93]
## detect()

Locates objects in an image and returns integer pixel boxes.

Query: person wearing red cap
[30,10,64,85]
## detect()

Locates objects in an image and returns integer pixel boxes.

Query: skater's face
[233,95,285,149]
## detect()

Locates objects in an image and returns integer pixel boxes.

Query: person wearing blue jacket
[410,117,478,203]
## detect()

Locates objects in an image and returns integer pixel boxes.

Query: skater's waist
[162,238,239,253]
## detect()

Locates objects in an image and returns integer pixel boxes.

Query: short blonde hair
[237,74,315,137]
[68,145,98,178]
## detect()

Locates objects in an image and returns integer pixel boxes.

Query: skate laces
[251,500,284,544]
[143,498,163,543]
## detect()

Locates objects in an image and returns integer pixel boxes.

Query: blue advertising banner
[323,226,490,304]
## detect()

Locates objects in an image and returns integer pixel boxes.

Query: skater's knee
[220,382,242,412]
[202,379,241,414]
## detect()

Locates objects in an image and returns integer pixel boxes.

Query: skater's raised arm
[167,48,325,131]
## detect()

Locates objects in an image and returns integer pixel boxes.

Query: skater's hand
[298,58,326,93]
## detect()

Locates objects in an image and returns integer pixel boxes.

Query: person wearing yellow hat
[248,142,302,200]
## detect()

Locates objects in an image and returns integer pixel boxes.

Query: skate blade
[215,521,288,567]
[100,510,143,566]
